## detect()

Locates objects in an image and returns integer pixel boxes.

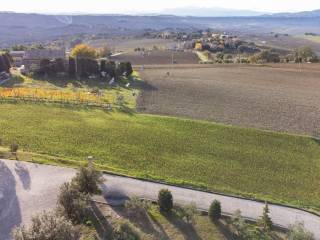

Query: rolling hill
[0,11,320,47]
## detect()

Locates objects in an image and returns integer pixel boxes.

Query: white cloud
[1,0,319,14]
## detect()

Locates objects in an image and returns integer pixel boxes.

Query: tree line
[0,53,12,73]
[250,46,319,64]
[38,58,133,80]
[37,44,133,80]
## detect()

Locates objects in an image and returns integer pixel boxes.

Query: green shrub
[288,222,314,240]
[231,210,249,239]
[125,197,151,216]
[12,211,81,240]
[209,200,221,222]
[71,167,103,195]
[113,221,140,240]
[57,182,90,224]
[158,189,173,212]
[175,202,198,224]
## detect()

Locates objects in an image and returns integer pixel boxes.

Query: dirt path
[1,159,320,239]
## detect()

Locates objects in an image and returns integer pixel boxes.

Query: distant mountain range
[156,7,266,17]
[265,9,320,18]
[0,9,320,47]
[155,7,320,18]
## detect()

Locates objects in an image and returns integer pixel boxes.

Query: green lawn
[0,103,320,210]
[143,205,228,240]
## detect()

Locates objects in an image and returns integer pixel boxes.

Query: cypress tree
[100,59,106,72]
[125,62,133,77]
[158,189,173,212]
[209,200,221,222]
[2,53,11,72]
[68,57,76,78]
[0,55,5,72]
[259,202,273,232]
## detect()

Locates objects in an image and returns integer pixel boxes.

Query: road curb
[101,170,320,218]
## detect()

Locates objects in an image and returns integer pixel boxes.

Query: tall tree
[11,44,28,51]
[68,57,76,77]
[125,62,133,77]
[0,55,6,72]
[100,59,107,72]
[70,44,97,59]
[294,46,318,62]
[0,54,11,72]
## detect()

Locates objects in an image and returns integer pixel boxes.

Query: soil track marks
[138,64,320,135]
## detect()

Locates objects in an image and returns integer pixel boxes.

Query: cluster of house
[146,30,259,54]
[193,32,245,52]
[10,49,66,73]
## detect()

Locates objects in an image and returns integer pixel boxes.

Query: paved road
[1,159,320,239]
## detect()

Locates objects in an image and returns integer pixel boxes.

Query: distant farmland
[89,38,175,52]
[138,64,320,135]
[110,50,199,65]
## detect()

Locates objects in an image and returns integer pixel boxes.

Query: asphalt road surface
[1,159,320,239]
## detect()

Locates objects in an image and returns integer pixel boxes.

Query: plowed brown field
[138,64,320,135]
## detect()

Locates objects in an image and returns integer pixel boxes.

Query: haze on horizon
[1,0,320,15]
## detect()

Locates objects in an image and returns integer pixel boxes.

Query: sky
[1,0,319,14]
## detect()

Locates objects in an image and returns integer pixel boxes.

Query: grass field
[88,38,175,52]
[0,103,320,210]
[110,50,199,65]
[298,35,320,44]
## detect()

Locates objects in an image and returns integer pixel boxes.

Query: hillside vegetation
[0,103,320,210]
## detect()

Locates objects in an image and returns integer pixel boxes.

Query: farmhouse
[10,51,25,67]
[195,42,203,50]
[161,31,172,39]
[22,49,66,72]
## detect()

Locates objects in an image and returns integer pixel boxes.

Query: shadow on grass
[163,210,202,240]
[109,204,171,239]
[113,206,162,237]
[148,212,171,240]
[133,80,158,92]
[31,74,146,92]
[116,105,136,115]
[313,137,320,145]
[215,218,236,240]
[1,75,24,87]
[89,201,114,239]
[30,74,83,88]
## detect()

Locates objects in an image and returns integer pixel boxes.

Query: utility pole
[87,156,94,169]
